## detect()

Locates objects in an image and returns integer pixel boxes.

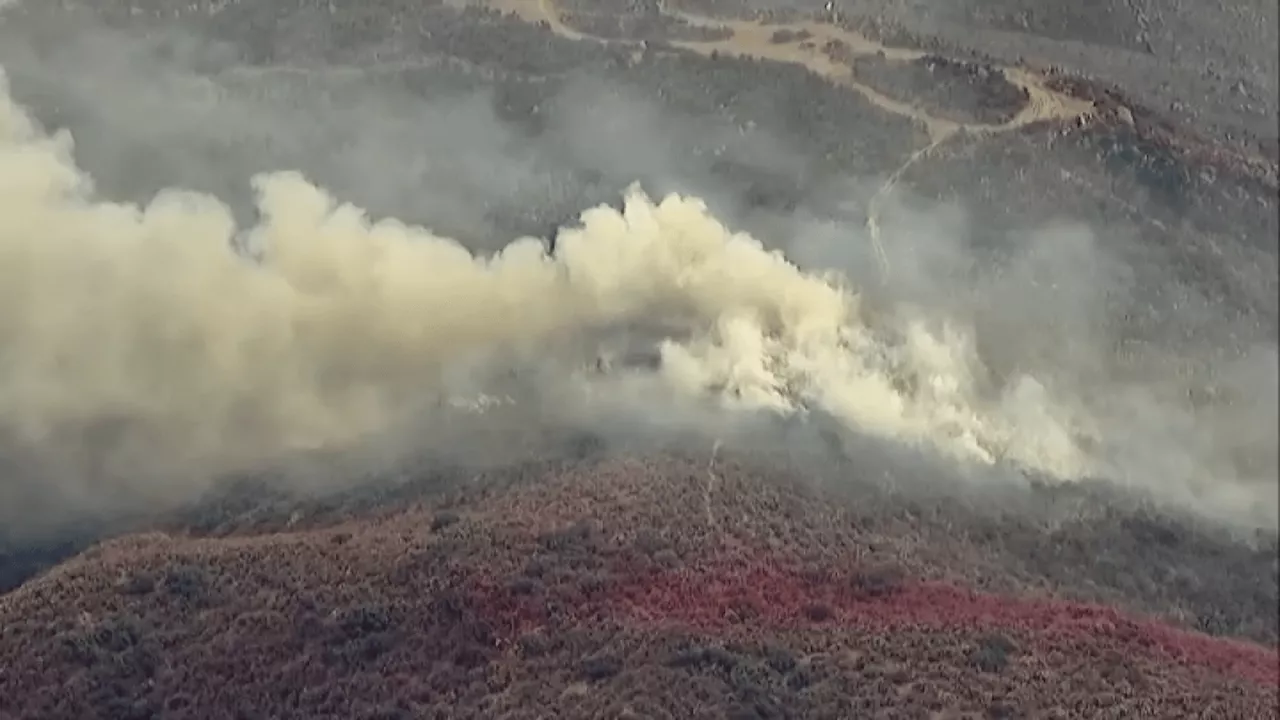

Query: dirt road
[484,0,1093,143]
[478,0,1096,277]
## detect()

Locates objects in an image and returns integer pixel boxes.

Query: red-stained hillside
[0,454,1275,719]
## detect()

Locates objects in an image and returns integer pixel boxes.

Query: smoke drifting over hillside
[0,16,1274,536]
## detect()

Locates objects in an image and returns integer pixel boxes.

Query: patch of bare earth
[0,455,1274,719]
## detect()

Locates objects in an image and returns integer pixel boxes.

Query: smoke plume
[0,14,1274,536]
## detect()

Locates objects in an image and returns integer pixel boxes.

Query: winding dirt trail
[659,10,1094,276]
[481,0,1095,278]
[488,2,1094,138]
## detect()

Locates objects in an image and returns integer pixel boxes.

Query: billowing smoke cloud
[0,9,1274,538]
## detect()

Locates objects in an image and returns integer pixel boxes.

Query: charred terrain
[0,0,1277,718]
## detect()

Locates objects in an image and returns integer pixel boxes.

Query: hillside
[1,454,1276,718]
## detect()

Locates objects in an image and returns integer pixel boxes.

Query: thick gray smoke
[0,11,1274,536]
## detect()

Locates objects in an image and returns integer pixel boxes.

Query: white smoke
[0,51,1274,532]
